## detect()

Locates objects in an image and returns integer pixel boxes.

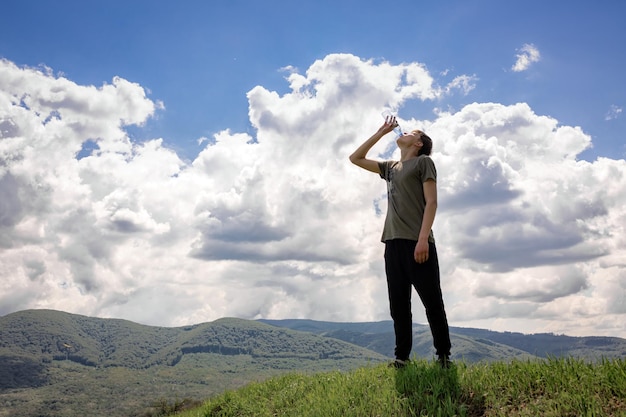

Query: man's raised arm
[349,116,397,174]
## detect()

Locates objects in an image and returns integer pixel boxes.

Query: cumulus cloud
[1,55,625,338]
[512,43,541,72]
[443,75,477,96]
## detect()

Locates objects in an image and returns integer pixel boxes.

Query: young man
[349,115,451,368]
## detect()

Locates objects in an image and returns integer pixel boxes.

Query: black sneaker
[389,358,409,369]
[437,355,451,369]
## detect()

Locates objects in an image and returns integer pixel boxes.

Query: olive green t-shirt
[378,155,436,243]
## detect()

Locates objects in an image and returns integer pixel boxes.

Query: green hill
[0,310,386,417]
[176,357,626,417]
[0,310,385,370]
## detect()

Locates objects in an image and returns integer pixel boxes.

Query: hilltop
[177,358,626,417]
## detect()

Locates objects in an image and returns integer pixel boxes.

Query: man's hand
[414,240,429,263]
[380,115,399,135]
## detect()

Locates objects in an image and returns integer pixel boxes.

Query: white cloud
[1,55,625,338]
[444,74,477,95]
[512,43,541,72]
[605,104,623,121]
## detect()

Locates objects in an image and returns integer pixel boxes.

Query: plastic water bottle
[381,110,403,137]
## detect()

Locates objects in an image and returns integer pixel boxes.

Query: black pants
[384,239,451,360]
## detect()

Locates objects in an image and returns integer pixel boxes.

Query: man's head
[397,130,433,156]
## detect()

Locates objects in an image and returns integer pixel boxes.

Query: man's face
[396,130,423,149]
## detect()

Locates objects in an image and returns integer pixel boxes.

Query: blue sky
[2,0,624,160]
[1,0,625,339]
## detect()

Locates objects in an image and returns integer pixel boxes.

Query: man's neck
[400,150,419,162]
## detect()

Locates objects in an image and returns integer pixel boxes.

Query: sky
[1,0,625,339]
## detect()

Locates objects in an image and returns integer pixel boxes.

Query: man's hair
[418,132,433,156]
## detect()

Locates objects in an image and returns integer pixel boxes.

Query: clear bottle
[381,109,403,137]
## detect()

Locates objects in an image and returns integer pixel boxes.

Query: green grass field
[174,357,626,417]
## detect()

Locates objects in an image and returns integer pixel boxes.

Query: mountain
[0,310,386,371]
[0,310,386,417]
[258,318,626,362]
[258,319,529,362]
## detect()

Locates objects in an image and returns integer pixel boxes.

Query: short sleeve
[378,161,390,180]
[419,156,437,182]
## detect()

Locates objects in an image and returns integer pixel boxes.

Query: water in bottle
[381,110,403,137]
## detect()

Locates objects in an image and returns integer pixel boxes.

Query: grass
[175,357,626,417]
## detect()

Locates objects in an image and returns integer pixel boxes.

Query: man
[349,115,451,368]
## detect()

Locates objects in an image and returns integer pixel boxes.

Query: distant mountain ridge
[0,310,385,374]
[259,318,626,362]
